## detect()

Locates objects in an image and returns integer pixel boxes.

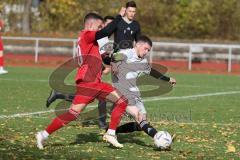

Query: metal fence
[151,42,240,72]
[2,36,77,63]
[2,36,240,72]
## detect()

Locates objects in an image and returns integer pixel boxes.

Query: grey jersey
[112,48,151,113]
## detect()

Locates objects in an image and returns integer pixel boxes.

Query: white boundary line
[0,90,240,120]
[143,90,240,102]
[0,78,49,83]
[1,78,240,89]
[0,109,55,119]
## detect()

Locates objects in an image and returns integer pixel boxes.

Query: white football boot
[36,131,48,149]
[103,133,123,148]
[0,68,8,75]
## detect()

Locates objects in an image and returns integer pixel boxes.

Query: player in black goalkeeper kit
[97,1,141,130]
[113,1,140,49]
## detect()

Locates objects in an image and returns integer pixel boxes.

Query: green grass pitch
[0,66,239,159]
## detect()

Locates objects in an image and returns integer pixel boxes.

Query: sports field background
[0,66,239,159]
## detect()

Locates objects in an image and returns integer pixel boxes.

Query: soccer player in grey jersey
[111,35,176,141]
[111,46,151,116]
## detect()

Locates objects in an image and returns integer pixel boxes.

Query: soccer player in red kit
[36,8,127,149]
[0,19,8,75]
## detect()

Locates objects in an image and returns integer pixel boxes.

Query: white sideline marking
[0,90,240,119]
[0,78,48,83]
[1,78,239,88]
[143,90,240,102]
[0,110,55,119]
[1,78,240,91]
[177,84,240,89]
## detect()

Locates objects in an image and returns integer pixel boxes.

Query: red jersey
[75,30,102,83]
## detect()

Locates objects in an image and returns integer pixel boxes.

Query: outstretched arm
[95,7,126,40]
[150,68,176,85]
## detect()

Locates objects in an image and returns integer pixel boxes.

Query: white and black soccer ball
[154,131,172,149]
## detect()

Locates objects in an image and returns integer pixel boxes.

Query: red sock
[46,108,79,134]
[0,56,3,67]
[109,96,128,130]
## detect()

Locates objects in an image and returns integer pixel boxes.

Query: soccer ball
[154,131,172,149]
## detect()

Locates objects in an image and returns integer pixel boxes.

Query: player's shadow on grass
[117,133,152,148]
[153,148,171,152]
[69,133,100,145]
[70,132,152,148]
[104,133,152,149]
[0,142,55,159]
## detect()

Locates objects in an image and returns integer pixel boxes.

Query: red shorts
[72,81,115,104]
[0,38,3,51]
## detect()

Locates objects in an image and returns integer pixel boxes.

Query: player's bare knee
[105,90,123,103]
[70,104,86,113]
[116,96,128,105]
[115,96,128,109]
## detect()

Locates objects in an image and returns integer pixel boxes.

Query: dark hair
[126,1,137,8]
[84,12,103,23]
[104,16,114,22]
[136,35,152,47]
